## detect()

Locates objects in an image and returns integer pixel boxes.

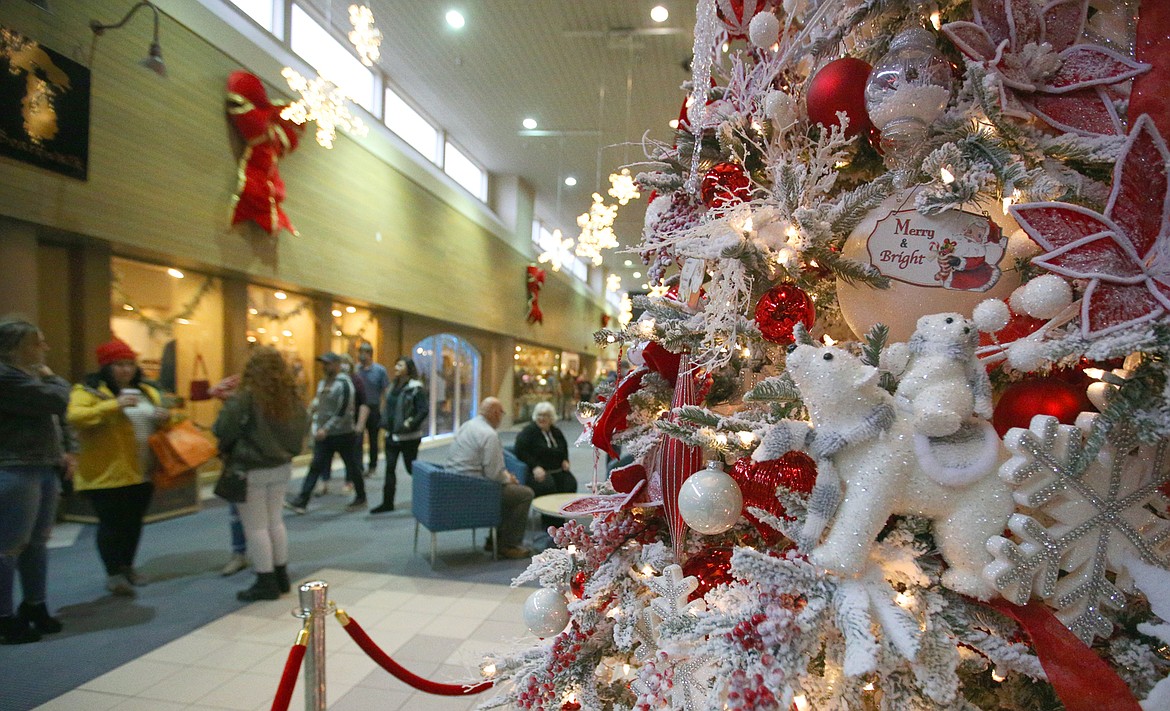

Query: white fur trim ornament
[973,298,1012,333]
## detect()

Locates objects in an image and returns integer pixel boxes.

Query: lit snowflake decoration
[575,192,619,266]
[347,5,382,67]
[608,168,641,206]
[606,273,622,293]
[280,67,368,149]
[537,228,574,272]
[986,415,1170,642]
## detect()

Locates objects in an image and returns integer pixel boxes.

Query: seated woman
[512,400,577,529]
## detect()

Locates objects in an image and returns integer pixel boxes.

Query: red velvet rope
[338,614,493,696]
[269,642,306,711]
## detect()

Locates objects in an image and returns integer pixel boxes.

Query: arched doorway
[411,334,480,438]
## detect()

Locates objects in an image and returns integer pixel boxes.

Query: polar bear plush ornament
[786,342,1013,599]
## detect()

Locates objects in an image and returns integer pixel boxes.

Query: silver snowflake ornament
[986,415,1170,642]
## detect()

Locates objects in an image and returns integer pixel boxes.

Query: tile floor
[34,569,537,710]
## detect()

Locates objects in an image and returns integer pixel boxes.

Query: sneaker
[284,498,308,515]
[220,553,248,576]
[314,481,330,497]
[343,482,354,494]
[106,574,135,597]
[344,498,367,512]
[121,566,146,586]
[363,467,376,479]
[499,546,532,560]
[369,503,394,514]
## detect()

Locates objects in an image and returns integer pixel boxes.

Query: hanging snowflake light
[619,293,634,326]
[575,193,620,266]
[606,273,623,293]
[347,5,382,67]
[608,168,641,206]
[280,67,368,149]
[537,228,574,272]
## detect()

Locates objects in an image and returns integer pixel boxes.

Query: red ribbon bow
[526,265,545,325]
[226,71,303,236]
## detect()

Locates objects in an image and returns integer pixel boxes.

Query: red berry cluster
[729,612,768,651]
[725,669,780,710]
[515,622,594,710]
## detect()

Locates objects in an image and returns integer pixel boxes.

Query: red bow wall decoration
[526,265,545,325]
[226,71,304,236]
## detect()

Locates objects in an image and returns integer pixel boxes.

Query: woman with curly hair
[213,347,308,602]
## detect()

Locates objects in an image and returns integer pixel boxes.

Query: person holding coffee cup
[67,339,171,596]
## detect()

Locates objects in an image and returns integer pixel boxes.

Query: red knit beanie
[95,339,137,367]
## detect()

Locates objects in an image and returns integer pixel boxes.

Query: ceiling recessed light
[632,271,642,278]
[564,176,577,186]
[273,291,287,300]
[445,9,465,29]
[166,268,184,279]
[522,117,538,130]
[650,5,669,22]
[623,260,633,267]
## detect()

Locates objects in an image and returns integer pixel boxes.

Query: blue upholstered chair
[503,446,530,486]
[411,460,502,565]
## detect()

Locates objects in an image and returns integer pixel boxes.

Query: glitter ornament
[699,162,751,208]
[754,283,815,345]
[992,376,1092,436]
[972,298,1012,333]
[747,11,780,49]
[523,588,570,637]
[805,57,874,139]
[656,354,706,562]
[681,547,734,601]
[570,570,587,598]
[677,462,744,535]
[729,452,816,540]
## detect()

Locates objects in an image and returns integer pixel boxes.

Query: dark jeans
[362,410,381,472]
[380,436,421,508]
[529,469,578,529]
[298,433,365,502]
[0,465,60,614]
[85,482,154,576]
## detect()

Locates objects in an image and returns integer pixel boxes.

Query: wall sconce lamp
[90,1,166,77]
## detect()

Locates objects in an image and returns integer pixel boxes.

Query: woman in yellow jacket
[67,339,170,596]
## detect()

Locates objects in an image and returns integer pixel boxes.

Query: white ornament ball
[972,298,1011,333]
[677,464,743,535]
[523,588,569,637]
[1006,339,1049,372]
[748,12,781,49]
[764,90,798,130]
[1015,275,1073,320]
[836,188,1021,341]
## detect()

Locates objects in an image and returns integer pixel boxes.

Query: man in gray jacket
[286,353,366,513]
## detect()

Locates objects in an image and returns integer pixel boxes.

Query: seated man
[445,397,533,559]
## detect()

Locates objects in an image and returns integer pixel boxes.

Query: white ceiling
[312,0,699,290]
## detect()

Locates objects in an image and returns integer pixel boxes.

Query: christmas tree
[478,1,1170,708]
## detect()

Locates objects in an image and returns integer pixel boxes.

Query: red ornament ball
[806,57,873,138]
[682,547,735,601]
[700,162,752,208]
[992,377,1093,436]
[755,284,815,345]
[729,452,817,541]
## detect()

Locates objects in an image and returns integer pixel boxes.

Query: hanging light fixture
[90,1,166,77]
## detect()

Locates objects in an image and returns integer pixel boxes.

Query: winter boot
[0,615,41,644]
[17,602,62,634]
[274,565,291,594]
[237,572,281,602]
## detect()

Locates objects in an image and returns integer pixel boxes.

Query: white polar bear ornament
[786,343,1013,599]
[895,312,993,438]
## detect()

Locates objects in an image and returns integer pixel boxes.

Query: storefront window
[328,303,376,358]
[245,285,314,402]
[110,257,224,426]
[412,334,479,439]
[512,343,561,423]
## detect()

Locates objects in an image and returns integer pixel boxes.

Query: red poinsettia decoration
[942,0,1148,135]
[1010,115,1170,337]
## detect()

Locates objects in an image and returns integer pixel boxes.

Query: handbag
[149,418,219,486]
[189,353,212,402]
[213,457,247,503]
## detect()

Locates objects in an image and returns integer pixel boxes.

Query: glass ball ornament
[682,547,735,601]
[863,28,953,166]
[677,461,744,535]
[523,588,570,637]
[755,283,815,345]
